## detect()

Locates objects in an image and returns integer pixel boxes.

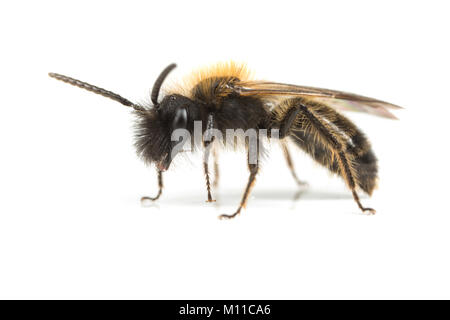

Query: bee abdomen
[290,128,378,195]
[274,97,378,195]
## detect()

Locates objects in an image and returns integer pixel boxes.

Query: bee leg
[219,163,258,219]
[141,170,163,203]
[280,140,308,187]
[203,148,215,202]
[212,147,220,188]
[203,114,216,202]
[336,151,376,214]
[219,138,259,219]
[352,190,376,214]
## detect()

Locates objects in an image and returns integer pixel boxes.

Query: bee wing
[234,81,402,119]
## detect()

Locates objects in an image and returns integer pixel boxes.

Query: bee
[49,62,401,219]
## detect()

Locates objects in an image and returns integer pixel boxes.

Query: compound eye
[172,107,187,129]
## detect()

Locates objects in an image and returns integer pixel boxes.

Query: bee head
[134,63,192,171]
[49,63,188,171]
[134,94,196,171]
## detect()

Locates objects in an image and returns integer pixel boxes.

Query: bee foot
[362,207,376,215]
[140,196,160,207]
[218,211,240,220]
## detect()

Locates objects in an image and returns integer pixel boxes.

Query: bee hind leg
[351,188,376,215]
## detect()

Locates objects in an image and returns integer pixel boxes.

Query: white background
[1,0,449,299]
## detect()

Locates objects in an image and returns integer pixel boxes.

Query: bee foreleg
[141,169,163,203]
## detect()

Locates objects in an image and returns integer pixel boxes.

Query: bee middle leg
[141,169,163,203]
[219,163,259,220]
[203,141,216,202]
[203,113,216,202]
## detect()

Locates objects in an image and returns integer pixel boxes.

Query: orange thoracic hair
[168,61,253,103]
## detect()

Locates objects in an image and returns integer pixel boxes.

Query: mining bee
[49,62,401,219]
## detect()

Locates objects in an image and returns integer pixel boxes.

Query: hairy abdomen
[273,98,378,195]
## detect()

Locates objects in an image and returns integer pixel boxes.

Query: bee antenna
[48,72,147,112]
[151,63,177,105]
